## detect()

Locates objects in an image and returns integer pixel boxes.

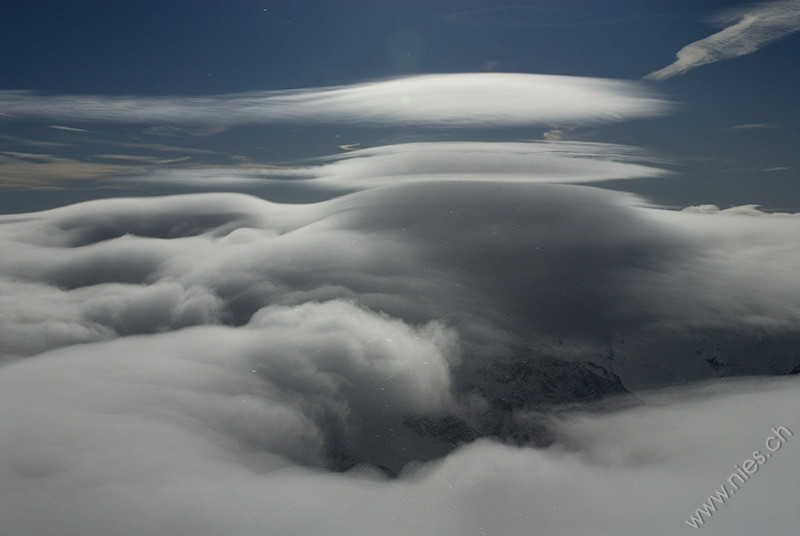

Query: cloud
[1,338,797,536]
[0,75,672,192]
[724,122,780,131]
[2,181,800,379]
[142,124,229,137]
[543,128,564,141]
[3,181,800,527]
[92,154,192,164]
[128,140,669,191]
[2,144,800,533]
[2,30,797,528]
[1,299,458,470]
[47,124,90,133]
[310,141,669,187]
[0,73,672,126]
[0,279,225,358]
[644,0,800,80]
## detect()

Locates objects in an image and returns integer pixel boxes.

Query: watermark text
[685,426,792,529]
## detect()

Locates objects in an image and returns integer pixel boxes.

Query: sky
[1,0,799,211]
[1,1,799,535]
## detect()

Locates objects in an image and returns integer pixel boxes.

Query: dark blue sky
[0,0,746,92]
[1,0,798,211]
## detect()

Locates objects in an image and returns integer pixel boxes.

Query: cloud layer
[131,140,670,191]
[645,0,800,80]
[0,73,671,126]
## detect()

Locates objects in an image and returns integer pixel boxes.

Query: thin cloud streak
[644,0,800,80]
[724,122,780,131]
[0,73,672,126]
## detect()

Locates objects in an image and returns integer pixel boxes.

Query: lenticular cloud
[0,73,671,126]
[134,140,670,191]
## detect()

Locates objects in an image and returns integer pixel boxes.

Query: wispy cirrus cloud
[0,73,671,126]
[644,0,800,80]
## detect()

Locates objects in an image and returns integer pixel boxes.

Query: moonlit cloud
[1,335,797,536]
[3,183,800,375]
[0,73,672,126]
[1,69,797,535]
[131,141,670,190]
[308,141,670,188]
[0,74,673,192]
[645,0,800,80]
[2,171,800,534]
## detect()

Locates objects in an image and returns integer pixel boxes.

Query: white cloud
[2,182,800,383]
[0,279,220,358]
[129,141,670,191]
[1,340,797,536]
[308,141,669,188]
[645,0,800,80]
[1,299,458,473]
[0,73,672,126]
[2,157,800,533]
